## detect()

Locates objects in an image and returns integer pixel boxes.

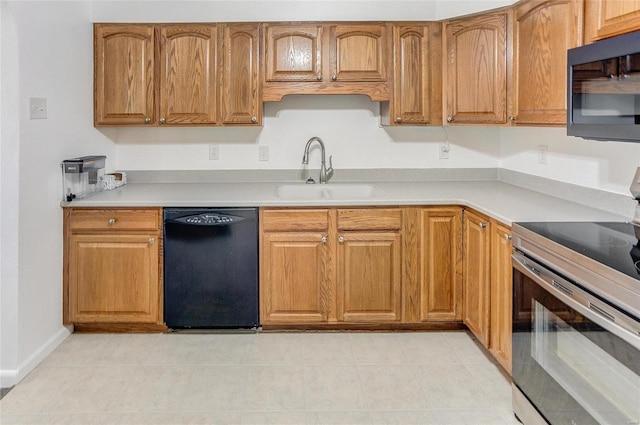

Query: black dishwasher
[163,208,259,329]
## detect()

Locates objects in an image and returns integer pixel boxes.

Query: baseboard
[0,325,72,387]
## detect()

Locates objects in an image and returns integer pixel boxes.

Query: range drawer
[68,208,161,232]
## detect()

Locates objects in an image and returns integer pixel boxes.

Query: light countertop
[62,180,631,226]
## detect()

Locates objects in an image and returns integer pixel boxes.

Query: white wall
[500,127,640,196]
[89,0,515,23]
[1,0,116,386]
[113,96,501,171]
[0,0,21,387]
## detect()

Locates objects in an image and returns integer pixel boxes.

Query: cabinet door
[337,232,402,322]
[463,211,491,347]
[94,24,155,126]
[490,221,512,374]
[512,0,583,125]
[584,0,640,42]
[420,208,463,322]
[264,24,323,82]
[330,24,389,82]
[68,233,160,323]
[386,24,442,126]
[445,12,508,124]
[221,24,261,125]
[261,232,330,324]
[159,24,217,125]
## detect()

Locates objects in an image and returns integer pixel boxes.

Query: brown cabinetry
[260,209,332,324]
[381,23,442,126]
[221,24,261,124]
[489,220,512,374]
[463,209,491,347]
[444,11,509,125]
[584,0,640,43]
[510,0,583,125]
[262,22,391,101]
[94,24,155,126]
[419,207,463,321]
[63,208,164,329]
[159,24,218,125]
[260,207,405,326]
[94,23,260,127]
[336,209,403,322]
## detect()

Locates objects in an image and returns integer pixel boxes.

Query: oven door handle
[512,252,640,350]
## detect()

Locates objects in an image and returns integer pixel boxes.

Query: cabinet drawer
[69,209,160,232]
[261,209,329,232]
[337,208,402,231]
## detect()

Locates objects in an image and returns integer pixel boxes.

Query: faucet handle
[326,155,334,181]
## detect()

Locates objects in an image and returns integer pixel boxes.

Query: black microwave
[567,30,640,142]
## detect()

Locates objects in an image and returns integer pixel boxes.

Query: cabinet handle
[321,236,327,244]
[446,116,453,123]
[108,218,116,226]
[144,117,151,124]
[251,116,257,123]
[159,117,166,124]
[338,236,345,243]
[395,117,402,123]
[317,74,322,81]
[479,222,487,229]
[509,116,516,122]
[504,234,512,241]
[148,237,155,245]
[331,74,337,81]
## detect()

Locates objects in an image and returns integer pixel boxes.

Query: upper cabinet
[262,22,391,101]
[159,25,218,125]
[584,0,640,43]
[510,0,584,126]
[443,11,509,125]
[264,24,323,82]
[380,23,443,126]
[94,23,261,127]
[221,24,261,125]
[94,24,155,126]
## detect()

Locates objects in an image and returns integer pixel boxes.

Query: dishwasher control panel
[166,212,246,226]
[185,214,235,225]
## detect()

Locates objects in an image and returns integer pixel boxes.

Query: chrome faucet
[302,136,334,184]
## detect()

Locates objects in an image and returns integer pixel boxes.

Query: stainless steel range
[511,221,640,425]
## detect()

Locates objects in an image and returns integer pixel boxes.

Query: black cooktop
[517,221,640,282]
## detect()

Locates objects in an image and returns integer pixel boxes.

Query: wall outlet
[29,97,47,119]
[209,144,219,160]
[259,146,269,161]
[538,145,548,164]
[439,143,450,159]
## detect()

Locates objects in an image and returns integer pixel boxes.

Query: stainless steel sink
[275,183,383,200]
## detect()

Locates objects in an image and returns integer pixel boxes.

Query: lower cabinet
[419,207,463,322]
[336,209,403,322]
[259,209,332,324]
[260,207,406,325]
[463,210,514,374]
[462,209,491,347]
[489,220,513,374]
[260,206,466,327]
[64,208,164,329]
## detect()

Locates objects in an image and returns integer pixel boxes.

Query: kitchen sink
[275,183,383,200]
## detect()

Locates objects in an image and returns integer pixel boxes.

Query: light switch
[29,97,47,119]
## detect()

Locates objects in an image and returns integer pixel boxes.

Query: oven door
[512,251,640,425]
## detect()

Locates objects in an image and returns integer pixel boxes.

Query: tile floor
[0,330,520,425]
